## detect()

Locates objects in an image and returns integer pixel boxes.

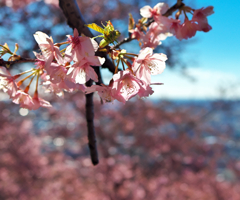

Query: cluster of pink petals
[87,47,167,103]
[34,32,63,69]
[0,67,51,110]
[141,22,174,49]
[12,91,51,110]
[86,84,115,103]
[192,6,214,32]
[0,67,18,98]
[130,23,170,49]
[129,5,173,49]
[35,29,104,98]
[0,28,106,109]
[171,6,214,40]
[111,70,154,103]
[65,29,105,84]
[171,7,214,40]
[138,3,214,42]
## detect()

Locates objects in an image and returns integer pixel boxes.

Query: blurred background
[0,0,240,199]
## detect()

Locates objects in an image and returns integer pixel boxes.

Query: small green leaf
[86,23,105,34]
[128,13,135,31]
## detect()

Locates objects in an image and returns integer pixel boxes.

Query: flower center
[71,36,80,48]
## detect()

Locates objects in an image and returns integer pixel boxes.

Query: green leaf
[86,23,104,34]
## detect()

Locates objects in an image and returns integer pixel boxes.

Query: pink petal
[140,5,153,18]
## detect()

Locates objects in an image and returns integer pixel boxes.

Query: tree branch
[59,0,101,165]
[0,58,36,68]
[85,79,99,165]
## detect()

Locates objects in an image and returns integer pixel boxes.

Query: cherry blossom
[177,19,199,40]
[34,31,63,68]
[32,93,52,110]
[0,67,18,98]
[67,55,105,84]
[192,6,214,32]
[140,3,169,20]
[65,28,98,61]
[12,90,34,109]
[169,19,182,38]
[138,81,154,98]
[85,84,115,103]
[111,70,145,103]
[48,63,68,84]
[12,89,52,110]
[41,73,83,98]
[132,47,167,84]
[141,22,173,49]
[129,27,144,40]
[141,27,162,49]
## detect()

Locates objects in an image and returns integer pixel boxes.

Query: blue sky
[150,0,240,100]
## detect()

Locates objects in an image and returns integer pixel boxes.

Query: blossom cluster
[130,3,214,48]
[0,1,214,110]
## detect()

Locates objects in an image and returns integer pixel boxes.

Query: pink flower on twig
[34,31,63,68]
[132,47,167,84]
[140,3,169,20]
[192,6,214,32]
[112,70,143,103]
[65,28,98,62]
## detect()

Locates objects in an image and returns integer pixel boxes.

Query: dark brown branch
[112,36,132,50]
[59,0,93,37]
[113,1,185,49]
[0,58,36,68]
[59,0,100,165]
[85,79,99,165]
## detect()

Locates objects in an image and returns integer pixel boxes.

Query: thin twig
[0,58,36,67]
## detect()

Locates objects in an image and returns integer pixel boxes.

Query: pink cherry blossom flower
[68,63,98,84]
[140,3,169,20]
[141,30,162,49]
[31,93,52,110]
[65,28,98,61]
[41,73,84,98]
[111,70,144,103]
[12,90,34,109]
[169,19,182,39]
[153,15,174,33]
[48,63,68,84]
[0,67,18,98]
[132,47,167,84]
[192,6,214,32]
[129,27,145,40]
[177,19,199,40]
[141,22,173,49]
[12,90,52,110]
[34,31,63,68]
[85,84,115,103]
[138,81,154,98]
[67,55,105,84]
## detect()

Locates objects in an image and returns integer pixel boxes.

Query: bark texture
[59,0,99,165]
